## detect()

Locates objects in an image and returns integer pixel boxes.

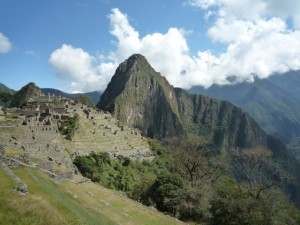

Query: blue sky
[1,0,300,93]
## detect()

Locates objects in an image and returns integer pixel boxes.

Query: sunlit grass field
[0,167,185,225]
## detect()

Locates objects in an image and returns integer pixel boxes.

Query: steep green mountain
[10,82,45,108]
[188,72,300,160]
[98,54,183,139]
[98,54,273,150]
[42,88,101,105]
[0,83,15,94]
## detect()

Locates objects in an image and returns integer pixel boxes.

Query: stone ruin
[0,93,153,181]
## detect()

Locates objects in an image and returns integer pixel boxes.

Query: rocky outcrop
[10,82,45,108]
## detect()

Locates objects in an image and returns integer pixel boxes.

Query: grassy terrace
[0,167,185,225]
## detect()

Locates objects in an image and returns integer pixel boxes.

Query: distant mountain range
[41,88,101,105]
[0,83,15,94]
[0,83,101,106]
[189,71,300,161]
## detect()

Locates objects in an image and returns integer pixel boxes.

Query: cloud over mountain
[49,5,300,92]
[49,44,115,93]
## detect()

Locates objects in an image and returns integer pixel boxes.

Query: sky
[1,0,300,93]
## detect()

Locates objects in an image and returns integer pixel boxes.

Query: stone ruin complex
[0,93,152,180]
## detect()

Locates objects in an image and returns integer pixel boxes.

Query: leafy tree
[210,147,296,225]
[148,173,184,214]
[210,177,300,225]
[132,172,156,203]
[170,135,227,187]
[0,93,13,106]
[58,113,79,140]
[230,147,289,199]
[176,185,212,223]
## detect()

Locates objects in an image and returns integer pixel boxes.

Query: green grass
[0,168,66,225]
[0,167,185,225]
[14,168,116,225]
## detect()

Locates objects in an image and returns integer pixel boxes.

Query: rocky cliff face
[175,89,267,151]
[98,54,268,150]
[98,54,183,139]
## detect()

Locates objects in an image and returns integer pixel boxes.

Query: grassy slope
[0,167,185,225]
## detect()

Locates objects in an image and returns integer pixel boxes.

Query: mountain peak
[115,54,153,76]
[98,54,183,138]
[127,53,148,65]
[128,53,146,61]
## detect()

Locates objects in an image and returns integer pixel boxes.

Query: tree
[210,177,300,225]
[230,146,289,199]
[58,113,80,140]
[171,135,227,187]
[132,172,156,203]
[0,93,13,106]
[148,173,184,214]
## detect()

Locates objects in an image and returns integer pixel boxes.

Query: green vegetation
[0,166,184,225]
[210,178,300,225]
[74,137,300,225]
[0,168,66,225]
[0,92,13,106]
[0,83,15,94]
[58,113,79,140]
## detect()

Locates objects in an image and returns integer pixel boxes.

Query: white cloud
[183,0,300,86]
[50,6,300,92]
[49,44,115,93]
[0,33,12,53]
[49,9,194,92]
[188,0,300,26]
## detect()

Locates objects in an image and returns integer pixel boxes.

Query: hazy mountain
[188,71,300,160]
[0,83,15,94]
[42,88,101,105]
[271,71,300,101]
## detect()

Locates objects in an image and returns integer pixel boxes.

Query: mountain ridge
[0,83,15,94]
[188,72,300,160]
[42,88,101,105]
